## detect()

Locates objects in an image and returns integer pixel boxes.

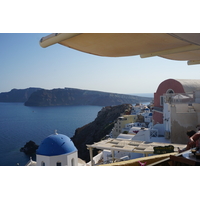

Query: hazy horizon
[0,86,153,98]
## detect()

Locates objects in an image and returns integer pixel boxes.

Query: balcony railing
[163,93,194,104]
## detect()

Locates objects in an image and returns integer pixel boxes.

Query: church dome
[36,132,77,156]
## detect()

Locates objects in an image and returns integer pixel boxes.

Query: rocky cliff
[0,88,42,102]
[71,104,132,162]
[24,88,152,106]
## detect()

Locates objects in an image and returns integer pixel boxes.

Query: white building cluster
[110,103,154,138]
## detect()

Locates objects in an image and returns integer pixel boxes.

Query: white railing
[87,151,103,166]
[150,129,158,137]
[163,93,194,104]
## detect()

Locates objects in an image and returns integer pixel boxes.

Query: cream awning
[40,33,200,65]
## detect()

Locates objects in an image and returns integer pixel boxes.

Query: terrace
[87,137,186,166]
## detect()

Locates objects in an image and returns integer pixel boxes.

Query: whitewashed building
[36,131,78,166]
[26,131,88,166]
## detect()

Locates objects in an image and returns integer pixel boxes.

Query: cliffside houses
[90,79,200,166]
[110,103,153,138]
[85,103,176,166]
[86,79,200,166]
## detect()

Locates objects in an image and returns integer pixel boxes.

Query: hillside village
[86,78,200,166]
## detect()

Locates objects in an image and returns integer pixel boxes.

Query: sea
[0,103,103,166]
[0,93,153,166]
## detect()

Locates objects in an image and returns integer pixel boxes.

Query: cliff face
[24,88,152,106]
[0,88,42,102]
[71,104,132,162]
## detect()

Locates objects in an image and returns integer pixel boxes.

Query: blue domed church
[36,131,78,166]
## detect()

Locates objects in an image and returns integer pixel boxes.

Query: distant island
[0,87,153,106]
[24,88,152,106]
[0,88,41,102]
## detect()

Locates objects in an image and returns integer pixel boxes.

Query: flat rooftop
[87,137,186,156]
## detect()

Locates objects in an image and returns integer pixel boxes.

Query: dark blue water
[0,103,102,166]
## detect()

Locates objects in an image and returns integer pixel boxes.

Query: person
[188,127,200,150]
[178,130,196,153]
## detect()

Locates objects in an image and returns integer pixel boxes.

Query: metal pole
[88,146,94,166]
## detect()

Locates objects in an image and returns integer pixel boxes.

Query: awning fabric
[40,33,200,65]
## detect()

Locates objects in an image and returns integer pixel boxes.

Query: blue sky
[1,33,200,94]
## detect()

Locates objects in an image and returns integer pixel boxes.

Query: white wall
[36,151,78,166]
[103,150,112,163]
[163,103,171,133]
[36,155,50,166]
[131,129,150,142]
[161,91,200,144]
[170,103,198,144]
[67,151,78,166]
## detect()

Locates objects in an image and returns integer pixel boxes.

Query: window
[56,162,62,166]
[41,161,45,166]
[166,89,174,94]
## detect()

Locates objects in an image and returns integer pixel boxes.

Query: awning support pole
[111,150,115,163]
[88,147,94,166]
